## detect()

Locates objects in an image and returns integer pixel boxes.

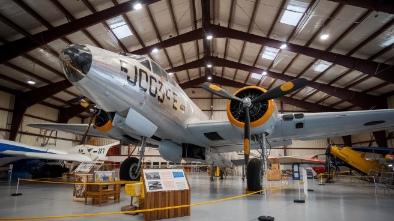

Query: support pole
[294,181,305,203]
[258,133,274,221]
[11,178,22,196]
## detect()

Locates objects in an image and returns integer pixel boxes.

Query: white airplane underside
[28,44,394,189]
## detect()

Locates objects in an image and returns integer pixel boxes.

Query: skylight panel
[262,47,280,60]
[107,16,133,39]
[280,0,308,26]
[381,35,394,47]
[314,61,332,72]
[251,73,262,79]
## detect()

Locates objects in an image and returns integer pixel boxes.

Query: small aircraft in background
[28,44,394,191]
[0,139,118,166]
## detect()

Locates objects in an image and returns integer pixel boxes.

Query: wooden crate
[267,169,281,181]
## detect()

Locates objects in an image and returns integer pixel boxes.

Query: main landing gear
[120,137,147,181]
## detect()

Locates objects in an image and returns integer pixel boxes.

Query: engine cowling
[93,110,114,132]
[158,140,182,163]
[226,86,278,135]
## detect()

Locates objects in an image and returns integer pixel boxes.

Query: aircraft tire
[247,158,262,191]
[120,157,140,181]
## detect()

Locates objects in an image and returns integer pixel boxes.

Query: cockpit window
[139,59,151,71]
[120,53,151,71]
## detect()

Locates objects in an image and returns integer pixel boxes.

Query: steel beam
[9,80,72,141]
[168,56,378,109]
[342,135,352,146]
[0,0,159,63]
[328,0,394,14]
[373,131,388,147]
[131,24,394,84]
[58,105,88,123]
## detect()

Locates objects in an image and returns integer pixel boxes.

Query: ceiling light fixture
[206,35,213,40]
[320,33,329,40]
[134,3,142,10]
[207,76,212,80]
[280,43,287,49]
[27,79,36,85]
[207,64,212,68]
[152,48,158,53]
[262,71,268,75]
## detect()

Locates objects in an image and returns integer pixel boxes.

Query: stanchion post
[258,133,274,221]
[11,178,22,196]
[294,182,305,203]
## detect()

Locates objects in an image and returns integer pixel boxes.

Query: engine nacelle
[158,140,182,163]
[93,110,114,132]
[226,86,278,135]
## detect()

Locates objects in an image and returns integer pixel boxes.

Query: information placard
[143,169,189,192]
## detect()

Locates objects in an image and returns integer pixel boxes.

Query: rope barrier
[1,180,304,220]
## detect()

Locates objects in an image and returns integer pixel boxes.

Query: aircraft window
[160,68,168,81]
[167,73,176,86]
[139,59,151,71]
[151,61,162,76]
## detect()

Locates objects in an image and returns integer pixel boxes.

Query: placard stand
[141,168,191,221]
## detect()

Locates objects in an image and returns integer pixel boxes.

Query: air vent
[283,114,294,121]
[294,113,304,119]
[204,132,224,141]
[295,122,304,129]
[364,120,385,126]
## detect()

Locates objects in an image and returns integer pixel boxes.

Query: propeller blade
[252,78,308,103]
[202,82,242,102]
[79,114,95,145]
[244,106,251,166]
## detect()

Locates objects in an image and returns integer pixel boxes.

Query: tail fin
[70,141,120,161]
[89,142,120,161]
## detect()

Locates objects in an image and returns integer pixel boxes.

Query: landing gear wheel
[247,158,262,191]
[120,157,140,181]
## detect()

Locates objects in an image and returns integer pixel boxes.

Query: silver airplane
[29,44,394,191]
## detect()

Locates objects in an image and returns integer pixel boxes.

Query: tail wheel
[120,157,140,181]
[247,158,262,191]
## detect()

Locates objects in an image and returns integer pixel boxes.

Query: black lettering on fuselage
[121,61,186,111]
[158,81,164,103]
[173,92,178,110]
[127,65,137,86]
[139,69,148,92]
[149,75,157,97]
[120,60,128,73]
[166,88,171,100]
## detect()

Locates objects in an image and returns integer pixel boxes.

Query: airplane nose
[60,44,92,82]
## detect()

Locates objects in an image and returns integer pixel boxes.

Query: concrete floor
[0,174,392,221]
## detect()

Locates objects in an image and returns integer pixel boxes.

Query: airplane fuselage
[71,46,211,145]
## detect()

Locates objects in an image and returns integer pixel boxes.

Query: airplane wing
[1,151,93,162]
[28,123,109,137]
[28,123,160,147]
[288,109,394,140]
[187,109,394,151]
[268,156,325,164]
[350,147,393,155]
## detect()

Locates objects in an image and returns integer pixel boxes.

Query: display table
[84,181,123,207]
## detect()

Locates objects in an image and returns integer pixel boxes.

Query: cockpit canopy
[120,53,176,86]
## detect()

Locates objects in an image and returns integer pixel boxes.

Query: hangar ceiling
[0,0,394,124]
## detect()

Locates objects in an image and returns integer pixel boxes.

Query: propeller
[202,78,308,165]
[69,97,100,145]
